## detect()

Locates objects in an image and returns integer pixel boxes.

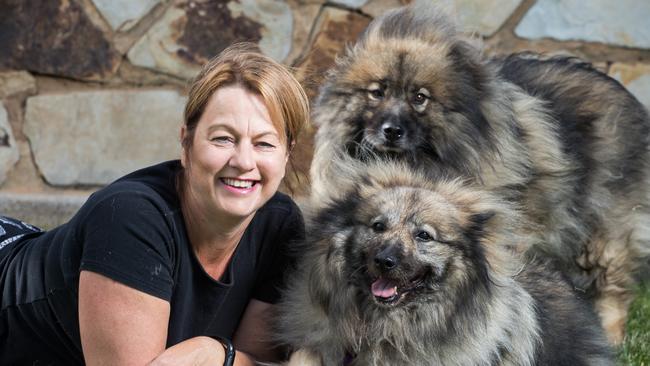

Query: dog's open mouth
[370,275,426,305]
[374,143,406,154]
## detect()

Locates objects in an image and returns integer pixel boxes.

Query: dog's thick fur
[308,3,650,343]
[277,161,613,366]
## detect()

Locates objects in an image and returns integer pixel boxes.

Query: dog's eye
[415,230,433,241]
[368,89,384,100]
[413,93,426,104]
[411,88,431,110]
[372,221,386,232]
[412,93,427,105]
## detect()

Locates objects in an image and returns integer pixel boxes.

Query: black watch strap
[210,335,236,366]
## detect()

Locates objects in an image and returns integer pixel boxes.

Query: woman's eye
[256,141,276,149]
[415,230,433,241]
[211,136,233,144]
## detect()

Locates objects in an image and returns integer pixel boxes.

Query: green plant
[619,283,650,365]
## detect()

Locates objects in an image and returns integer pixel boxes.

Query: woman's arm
[79,270,170,365]
[80,271,257,366]
[150,286,283,366]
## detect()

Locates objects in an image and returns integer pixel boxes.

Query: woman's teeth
[223,178,254,188]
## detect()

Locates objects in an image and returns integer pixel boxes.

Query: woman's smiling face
[182,84,289,222]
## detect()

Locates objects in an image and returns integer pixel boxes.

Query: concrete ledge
[0,192,89,230]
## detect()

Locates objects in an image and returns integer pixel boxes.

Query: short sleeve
[78,191,176,301]
[252,200,305,303]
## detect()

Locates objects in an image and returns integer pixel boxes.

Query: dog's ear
[471,211,495,223]
[447,39,492,142]
[448,40,488,94]
[467,211,496,240]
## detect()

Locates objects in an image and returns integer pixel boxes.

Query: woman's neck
[181,194,255,280]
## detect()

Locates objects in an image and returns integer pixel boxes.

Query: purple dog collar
[343,352,355,365]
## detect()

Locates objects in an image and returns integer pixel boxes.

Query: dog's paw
[285,349,321,366]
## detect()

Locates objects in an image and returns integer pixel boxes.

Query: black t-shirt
[0,160,304,365]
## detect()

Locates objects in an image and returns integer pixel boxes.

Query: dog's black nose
[375,255,398,270]
[382,122,403,142]
[374,246,400,271]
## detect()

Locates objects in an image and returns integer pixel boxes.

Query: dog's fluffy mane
[283,154,543,365]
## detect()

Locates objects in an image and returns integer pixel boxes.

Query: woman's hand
[149,336,256,366]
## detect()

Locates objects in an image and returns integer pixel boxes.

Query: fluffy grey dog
[308,3,650,343]
[277,160,613,366]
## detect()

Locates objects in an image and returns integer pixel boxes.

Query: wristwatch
[210,335,236,366]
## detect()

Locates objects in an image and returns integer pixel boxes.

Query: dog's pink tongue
[371,277,398,298]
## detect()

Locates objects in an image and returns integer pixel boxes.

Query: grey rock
[330,0,369,8]
[0,192,89,230]
[92,0,161,31]
[361,0,406,18]
[228,0,293,60]
[127,0,293,80]
[284,3,322,65]
[451,0,523,36]
[610,63,650,109]
[0,102,19,185]
[627,75,650,110]
[24,90,185,186]
[295,7,370,97]
[289,7,371,197]
[361,0,520,35]
[0,0,120,80]
[516,0,650,49]
[0,71,37,99]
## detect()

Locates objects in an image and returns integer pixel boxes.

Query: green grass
[620,282,650,365]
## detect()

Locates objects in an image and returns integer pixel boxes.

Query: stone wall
[1,0,649,228]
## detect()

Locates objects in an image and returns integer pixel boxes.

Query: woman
[0,43,309,365]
